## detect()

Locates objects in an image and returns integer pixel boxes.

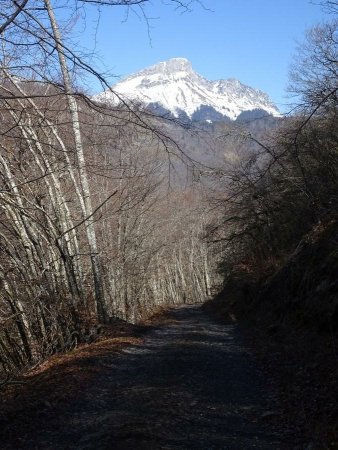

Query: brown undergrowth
[0,305,197,447]
[0,305,180,412]
[0,317,155,427]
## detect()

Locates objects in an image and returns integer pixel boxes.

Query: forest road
[3,305,290,450]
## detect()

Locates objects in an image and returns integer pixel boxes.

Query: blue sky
[69,0,330,112]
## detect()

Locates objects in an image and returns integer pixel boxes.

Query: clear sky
[68,0,331,113]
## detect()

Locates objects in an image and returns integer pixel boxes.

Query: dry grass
[0,322,146,419]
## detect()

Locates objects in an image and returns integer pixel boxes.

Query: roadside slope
[204,221,338,448]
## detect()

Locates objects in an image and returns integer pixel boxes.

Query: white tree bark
[44,0,107,322]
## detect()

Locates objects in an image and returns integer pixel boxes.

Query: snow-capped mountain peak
[136,57,193,77]
[96,58,280,122]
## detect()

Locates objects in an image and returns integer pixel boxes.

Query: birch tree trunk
[44,0,107,322]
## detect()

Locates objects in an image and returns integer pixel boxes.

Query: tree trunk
[44,0,107,322]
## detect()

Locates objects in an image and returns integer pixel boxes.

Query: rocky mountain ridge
[96,58,280,123]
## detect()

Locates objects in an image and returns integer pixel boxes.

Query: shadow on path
[2,305,289,449]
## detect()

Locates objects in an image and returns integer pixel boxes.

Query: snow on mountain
[95,58,280,122]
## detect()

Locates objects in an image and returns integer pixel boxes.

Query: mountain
[95,58,280,123]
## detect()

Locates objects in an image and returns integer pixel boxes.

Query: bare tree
[289,18,338,117]
[0,0,220,375]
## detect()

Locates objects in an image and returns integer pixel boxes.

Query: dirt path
[1,305,290,449]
